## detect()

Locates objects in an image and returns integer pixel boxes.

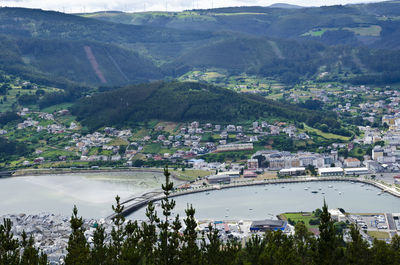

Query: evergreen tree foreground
[2,167,400,264]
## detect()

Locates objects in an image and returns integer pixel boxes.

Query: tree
[294,222,315,265]
[345,225,370,265]
[65,206,90,265]
[157,166,178,265]
[109,196,125,264]
[316,200,344,265]
[140,201,159,264]
[0,219,21,265]
[180,204,201,264]
[90,225,107,265]
[20,231,48,265]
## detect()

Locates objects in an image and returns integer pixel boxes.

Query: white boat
[328,185,333,188]
[339,192,342,195]
[304,187,309,190]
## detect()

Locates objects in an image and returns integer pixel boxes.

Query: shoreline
[12,167,165,176]
[118,176,400,218]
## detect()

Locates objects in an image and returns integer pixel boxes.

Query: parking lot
[349,214,389,230]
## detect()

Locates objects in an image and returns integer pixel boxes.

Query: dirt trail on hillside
[84,45,107,84]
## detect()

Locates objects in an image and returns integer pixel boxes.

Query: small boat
[304,187,309,190]
[249,208,253,211]
[334,188,338,191]
[205,192,210,195]
[318,187,322,190]
[311,190,318,194]
[322,192,325,194]
[281,186,285,189]
[377,192,383,196]
[339,192,342,195]
[328,185,333,188]
[361,184,365,187]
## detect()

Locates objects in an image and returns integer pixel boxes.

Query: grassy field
[367,231,390,239]
[303,124,351,141]
[344,25,382,36]
[42,103,73,113]
[280,212,320,228]
[171,169,213,181]
[109,138,129,146]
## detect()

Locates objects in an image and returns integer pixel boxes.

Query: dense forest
[2,168,400,265]
[71,81,342,133]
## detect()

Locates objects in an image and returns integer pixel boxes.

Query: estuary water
[0,171,165,218]
[130,181,400,220]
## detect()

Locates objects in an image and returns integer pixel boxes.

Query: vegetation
[3,169,400,265]
[72,81,341,132]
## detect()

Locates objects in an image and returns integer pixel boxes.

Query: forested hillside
[0,5,400,88]
[72,81,341,132]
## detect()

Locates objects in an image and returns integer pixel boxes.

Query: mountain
[0,5,399,91]
[85,1,400,48]
[71,81,340,131]
[268,3,304,9]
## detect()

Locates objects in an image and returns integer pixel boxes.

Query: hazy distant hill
[86,1,400,48]
[268,3,304,9]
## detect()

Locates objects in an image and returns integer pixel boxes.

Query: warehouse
[318,167,344,176]
[207,174,231,184]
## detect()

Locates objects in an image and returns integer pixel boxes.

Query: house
[344,158,361,168]
[247,159,258,169]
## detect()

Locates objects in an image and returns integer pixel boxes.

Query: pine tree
[317,200,343,265]
[180,205,201,265]
[20,231,48,265]
[243,235,265,264]
[120,220,141,264]
[157,166,177,265]
[140,201,159,264]
[65,205,90,265]
[294,222,315,265]
[0,218,21,265]
[90,225,107,265]
[345,224,370,265]
[109,195,126,264]
[202,224,222,265]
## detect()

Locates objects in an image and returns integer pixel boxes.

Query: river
[2,175,400,220]
[0,171,166,218]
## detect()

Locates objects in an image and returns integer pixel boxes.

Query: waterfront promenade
[114,176,400,218]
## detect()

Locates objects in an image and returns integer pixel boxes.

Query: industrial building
[318,167,344,176]
[344,167,369,176]
[279,167,306,176]
[250,219,287,232]
[207,174,231,184]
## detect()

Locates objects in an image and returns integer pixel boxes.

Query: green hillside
[86,2,400,48]
[0,5,399,91]
[71,81,340,131]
